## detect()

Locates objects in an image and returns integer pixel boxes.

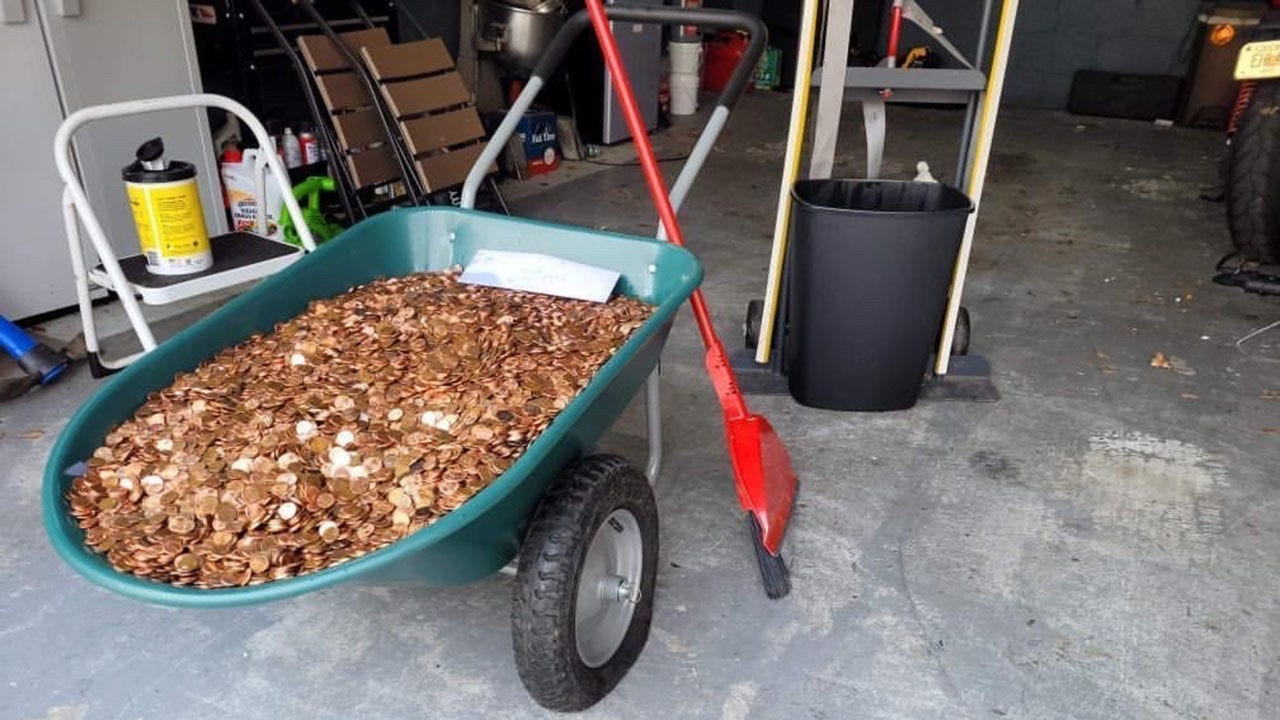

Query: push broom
[583,0,798,598]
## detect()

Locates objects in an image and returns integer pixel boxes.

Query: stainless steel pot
[475,0,566,78]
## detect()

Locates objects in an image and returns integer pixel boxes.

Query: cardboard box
[515,111,560,176]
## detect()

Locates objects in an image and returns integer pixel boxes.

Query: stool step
[88,232,303,305]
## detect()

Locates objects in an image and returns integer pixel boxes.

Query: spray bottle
[282,127,303,169]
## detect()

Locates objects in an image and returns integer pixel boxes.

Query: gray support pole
[956,0,997,189]
[955,95,979,191]
[808,0,856,180]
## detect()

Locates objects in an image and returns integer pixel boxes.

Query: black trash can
[785,180,973,411]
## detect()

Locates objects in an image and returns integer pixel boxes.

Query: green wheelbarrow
[44,204,700,707]
[44,4,765,711]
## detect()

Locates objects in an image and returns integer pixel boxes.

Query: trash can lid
[791,179,973,216]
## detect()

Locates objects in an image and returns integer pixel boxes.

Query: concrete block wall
[1005,0,1202,108]
[889,0,1203,108]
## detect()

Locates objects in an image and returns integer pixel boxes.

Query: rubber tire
[744,299,764,350]
[1228,80,1280,263]
[952,306,971,357]
[512,454,658,712]
[933,306,971,357]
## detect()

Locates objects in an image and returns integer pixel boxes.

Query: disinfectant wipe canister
[122,137,213,275]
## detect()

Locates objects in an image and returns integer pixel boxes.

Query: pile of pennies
[66,270,653,588]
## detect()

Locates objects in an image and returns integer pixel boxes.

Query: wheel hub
[575,509,643,668]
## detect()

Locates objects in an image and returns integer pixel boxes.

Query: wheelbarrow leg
[644,367,662,484]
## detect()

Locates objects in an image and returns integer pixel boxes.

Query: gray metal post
[956,0,997,190]
[808,0,857,180]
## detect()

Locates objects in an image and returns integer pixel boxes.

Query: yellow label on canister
[125,178,212,275]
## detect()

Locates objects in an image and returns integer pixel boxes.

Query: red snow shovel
[583,0,797,598]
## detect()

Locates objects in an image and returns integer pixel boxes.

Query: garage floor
[4,93,1280,720]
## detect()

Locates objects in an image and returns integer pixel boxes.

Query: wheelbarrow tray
[42,207,702,608]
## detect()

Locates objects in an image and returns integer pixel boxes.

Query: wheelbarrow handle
[461,6,767,212]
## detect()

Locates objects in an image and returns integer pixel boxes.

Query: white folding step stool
[54,94,318,376]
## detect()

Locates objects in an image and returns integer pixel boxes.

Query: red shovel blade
[726,413,797,555]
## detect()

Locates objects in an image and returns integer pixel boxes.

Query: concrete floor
[4,93,1280,720]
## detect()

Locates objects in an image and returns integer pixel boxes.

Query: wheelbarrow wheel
[512,454,658,712]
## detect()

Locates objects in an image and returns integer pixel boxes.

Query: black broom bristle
[748,514,790,599]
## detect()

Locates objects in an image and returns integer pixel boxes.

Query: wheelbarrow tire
[512,454,658,712]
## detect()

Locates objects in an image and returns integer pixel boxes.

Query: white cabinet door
[0,1,76,319]
[35,0,223,261]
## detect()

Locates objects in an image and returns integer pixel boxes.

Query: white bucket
[670,72,700,116]
[668,40,702,76]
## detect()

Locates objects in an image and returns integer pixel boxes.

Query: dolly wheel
[937,306,972,357]
[953,306,971,357]
[744,299,764,349]
[512,454,658,712]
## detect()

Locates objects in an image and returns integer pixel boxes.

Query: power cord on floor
[572,154,692,167]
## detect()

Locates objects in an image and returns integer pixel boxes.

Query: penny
[167,515,196,535]
[249,554,270,573]
[174,553,201,573]
[65,270,653,588]
[387,488,413,509]
[213,502,237,523]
